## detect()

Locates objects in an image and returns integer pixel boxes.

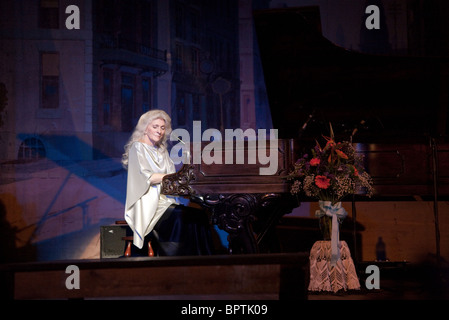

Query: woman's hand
[149,173,166,185]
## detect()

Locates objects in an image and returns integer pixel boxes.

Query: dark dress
[137,204,215,256]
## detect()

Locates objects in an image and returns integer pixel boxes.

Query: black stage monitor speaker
[100,225,130,258]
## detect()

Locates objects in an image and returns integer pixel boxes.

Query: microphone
[298,113,314,139]
[351,120,366,142]
[302,114,313,130]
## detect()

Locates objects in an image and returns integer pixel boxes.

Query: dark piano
[162,139,299,254]
[162,7,449,254]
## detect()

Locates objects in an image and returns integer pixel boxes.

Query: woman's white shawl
[124,142,177,249]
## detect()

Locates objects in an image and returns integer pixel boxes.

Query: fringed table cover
[308,240,361,293]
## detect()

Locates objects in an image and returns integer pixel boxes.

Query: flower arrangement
[287,125,374,203]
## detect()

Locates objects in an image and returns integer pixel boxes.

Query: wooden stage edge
[0,252,310,300]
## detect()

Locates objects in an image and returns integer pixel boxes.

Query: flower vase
[318,215,333,241]
[309,201,361,292]
[315,201,347,242]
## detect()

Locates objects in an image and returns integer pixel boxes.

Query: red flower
[324,138,336,149]
[310,158,320,166]
[335,149,348,159]
[315,175,331,189]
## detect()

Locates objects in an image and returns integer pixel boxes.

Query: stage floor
[1,253,448,300]
[0,253,309,300]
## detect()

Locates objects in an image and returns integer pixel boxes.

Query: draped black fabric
[143,204,215,256]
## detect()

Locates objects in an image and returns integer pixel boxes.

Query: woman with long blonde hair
[122,109,172,169]
[122,109,214,256]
